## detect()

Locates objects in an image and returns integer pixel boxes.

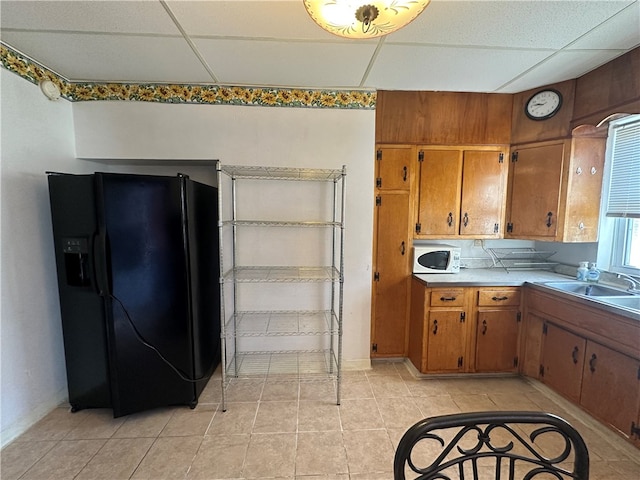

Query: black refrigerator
[47,172,220,418]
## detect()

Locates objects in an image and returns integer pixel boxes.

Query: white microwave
[413,244,461,274]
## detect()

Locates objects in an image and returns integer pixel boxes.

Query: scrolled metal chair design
[394,411,589,480]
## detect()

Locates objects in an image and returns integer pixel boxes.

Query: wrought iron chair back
[394,411,589,480]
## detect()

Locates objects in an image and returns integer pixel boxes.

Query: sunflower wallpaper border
[1,43,376,110]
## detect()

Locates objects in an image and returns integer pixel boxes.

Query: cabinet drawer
[477,288,520,306]
[430,289,466,307]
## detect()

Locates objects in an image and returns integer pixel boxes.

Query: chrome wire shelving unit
[216,163,346,410]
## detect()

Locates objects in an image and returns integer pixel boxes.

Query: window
[598,114,640,276]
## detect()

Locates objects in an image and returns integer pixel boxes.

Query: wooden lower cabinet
[475,309,520,372]
[427,309,466,372]
[408,279,469,373]
[541,323,586,403]
[523,285,640,447]
[408,281,521,374]
[580,341,640,440]
[474,287,521,373]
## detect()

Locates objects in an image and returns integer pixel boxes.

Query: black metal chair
[394,411,589,479]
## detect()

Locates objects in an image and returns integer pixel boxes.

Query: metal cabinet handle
[589,353,597,373]
[463,212,469,227]
[546,212,553,228]
[571,346,579,364]
[433,319,438,335]
[492,296,509,301]
[403,166,408,182]
[481,319,487,335]
[447,212,453,227]
[401,241,405,256]
[440,296,457,302]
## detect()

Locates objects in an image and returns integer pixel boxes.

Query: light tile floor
[2,361,639,479]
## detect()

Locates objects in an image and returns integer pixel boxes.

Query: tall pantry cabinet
[217,163,346,410]
[371,145,414,357]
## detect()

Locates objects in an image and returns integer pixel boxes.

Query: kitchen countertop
[413,268,572,287]
[413,268,640,321]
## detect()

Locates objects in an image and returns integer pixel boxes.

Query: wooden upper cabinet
[506,125,607,242]
[459,150,508,236]
[375,145,414,191]
[376,91,512,145]
[416,149,462,236]
[416,146,508,238]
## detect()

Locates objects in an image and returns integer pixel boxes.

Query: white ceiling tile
[389,0,634,49]
[193,38,378,88]
[0,0,179,35]
[166,0,339,40]
[567,1,640,49]
[0,31,213,83]
[365,44,553,92]
[497,49,629,93]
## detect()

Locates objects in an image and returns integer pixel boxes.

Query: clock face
[525,89,562,120]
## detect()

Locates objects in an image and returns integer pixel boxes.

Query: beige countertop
[413,268,572,287]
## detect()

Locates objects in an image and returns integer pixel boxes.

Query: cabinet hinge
[511,151,519,162]
[539,365,545,377]
[499,153,504,163]
[418,151,424,162]
[506,223,513,233]
[637,365,640,380]
[376,149,382,161]
[516,311,522,322]
[513,356,519,367]
[372,343,378,353]
[376,177,382,188]
[494,223,499,233]
[458,356,463,367]
[542,323,548,335]
[415,223,421,234]
[374,272,380,282]
[376,196,382,206]
[631,422,640,438]
[460,312,466,322]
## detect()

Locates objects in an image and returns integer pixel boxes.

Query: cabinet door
[416,149,462,236]
[476,309,520,372]
[459,150,507,236]
[508,142,565,238]
[376,146,413,191]
[541,323,586,403]
[562,136,606,242]
[427,309,466,372]
[371,192,411,356]
[580,341,640,438]
[521,312,545,378]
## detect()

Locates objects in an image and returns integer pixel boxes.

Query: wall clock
[525,89,562,121]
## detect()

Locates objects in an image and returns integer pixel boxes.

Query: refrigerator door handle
[92,231,110,297]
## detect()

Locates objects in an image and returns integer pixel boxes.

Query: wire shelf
[487,247,557,272]
[224,266,341,282]
[218,164,344,181]
[228,310,335,337]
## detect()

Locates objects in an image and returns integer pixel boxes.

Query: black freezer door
[98,173,197,417]
[48,173,112,410]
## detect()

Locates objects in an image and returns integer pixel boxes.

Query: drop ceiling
[1,0,638,94]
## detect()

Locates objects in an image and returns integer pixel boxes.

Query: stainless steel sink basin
[542,281,631,296]
[596,296,640,310]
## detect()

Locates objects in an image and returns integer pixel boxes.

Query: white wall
[0,69,94,447]
[73,101,375,369]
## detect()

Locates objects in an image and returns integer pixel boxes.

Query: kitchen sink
[542,281,631,296]
[596,296,640,310]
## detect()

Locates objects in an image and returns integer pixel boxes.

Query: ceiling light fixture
[303,1,430,39]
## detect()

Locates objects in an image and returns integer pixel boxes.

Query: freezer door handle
[92,232,110,297]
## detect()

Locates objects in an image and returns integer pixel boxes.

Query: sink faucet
[616,273,640,293]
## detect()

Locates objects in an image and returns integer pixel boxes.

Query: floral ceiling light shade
[303,0,430,39]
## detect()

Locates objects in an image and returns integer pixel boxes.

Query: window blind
[606,117,640,218]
